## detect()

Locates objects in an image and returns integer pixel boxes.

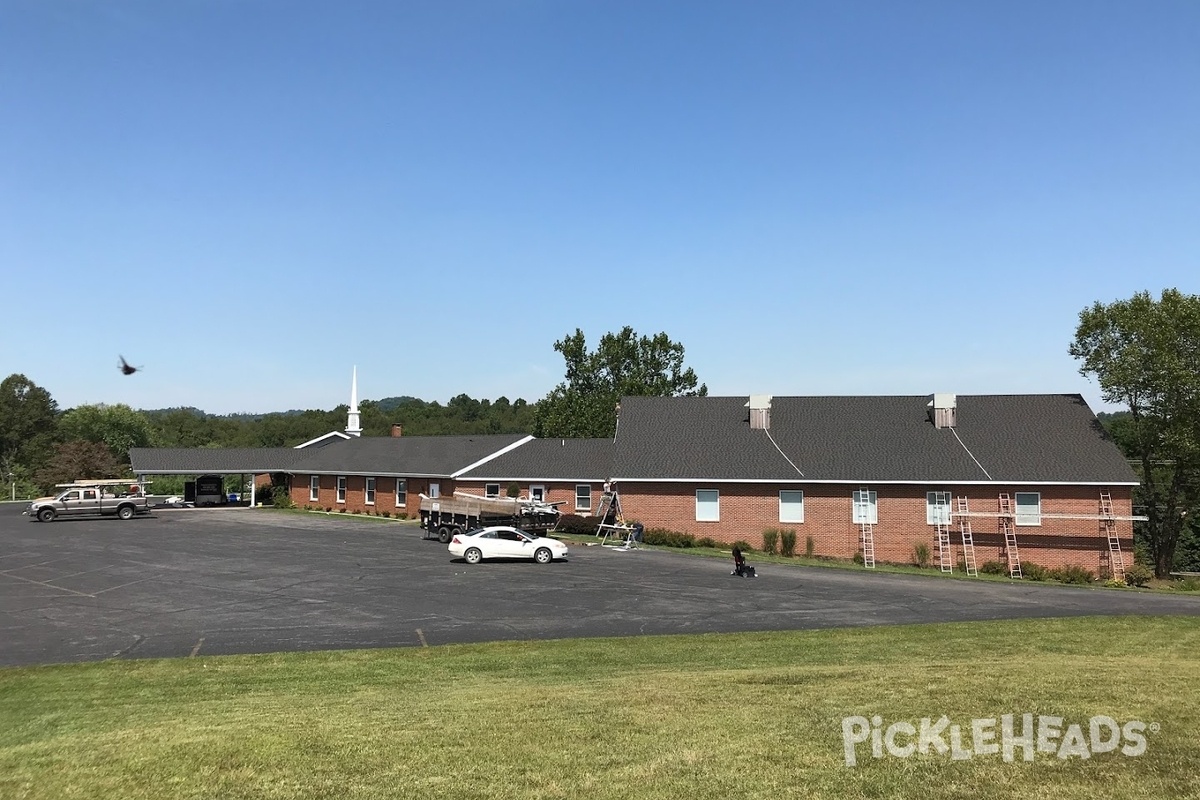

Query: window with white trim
[852,489,878,524]
[779,490,804,523]
[575,484,592,511]
[309,475,319,502]
[429,482,440,499]
[530,485,545,502]
[1015,492,1041,526]
[336,476,347,504]
[926,491,951,525]
[395,479,407,507]
[485,483,500,499]
[365,477,376,505]
[696,489,720,522]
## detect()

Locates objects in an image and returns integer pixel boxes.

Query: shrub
[852,551,864,565]
[398,512,408,520]
[805,534,815,558]
[643,528,695,548]
[1048,564,1094,585]
[324,506,332,513]
[1105,578,1126,588]
[913,542,931,568]
[352,508,361,515]
[1123,563,1152,587]
[780,529,797,558]
[339,508,347,513]
[556,514,602,535]
[506,482,521,498]
[696,537,717,548]
[1021,562,1050,581]
[1175,576,1200,592]
[979,560,1007,575]
[761,529,779,555]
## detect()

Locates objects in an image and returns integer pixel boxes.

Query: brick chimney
[391,424,404,437]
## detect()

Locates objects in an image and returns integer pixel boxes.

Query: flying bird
[118,356,142,375]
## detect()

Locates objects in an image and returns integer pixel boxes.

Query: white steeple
[346,366,363,437]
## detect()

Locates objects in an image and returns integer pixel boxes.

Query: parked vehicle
[25,479,152,522]
[420,492,560,544]
[448,526,569,564]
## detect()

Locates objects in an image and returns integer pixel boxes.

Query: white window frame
[1015,492,1042,526]
[530,484,545,502]
[696,489,720,522]
[309,476,320,502]
[852,489,878,524]
[779,490,805,523]
[336,476,347,504]
[365,477,376,505]
[485,483,500,499]
[395,479,407,507]
[926,491,951,525]
[575,484,592,512]
[429,482,440,499]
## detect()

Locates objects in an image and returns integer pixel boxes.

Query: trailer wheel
[437,526,452,544]
[37,507,55,523]
[450,526,463,539]
[117,505,135,520]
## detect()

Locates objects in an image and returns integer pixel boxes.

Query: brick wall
[454,480,602,515]
[290,474,454,516]
[617,482,1135,576]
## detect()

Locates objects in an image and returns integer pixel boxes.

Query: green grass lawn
[3,617,1199,799]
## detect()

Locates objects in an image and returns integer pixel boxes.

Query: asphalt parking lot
[2,503,1199,666]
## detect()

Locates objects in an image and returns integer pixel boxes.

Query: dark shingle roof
[612,395,1137,484]
[285,433,532,477]
[129,448,307,474]
[457,438,612,481]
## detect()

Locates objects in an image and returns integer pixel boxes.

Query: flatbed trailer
[419,493,560,543]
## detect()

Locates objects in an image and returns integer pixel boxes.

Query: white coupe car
[448,526,569,564]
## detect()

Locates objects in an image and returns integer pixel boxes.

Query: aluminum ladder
[860,523,876,569]
[998,493,1022,578]
[1100,489,1125,580]
[956,496,978,577]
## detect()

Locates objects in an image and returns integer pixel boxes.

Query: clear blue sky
[2,1,1196,415]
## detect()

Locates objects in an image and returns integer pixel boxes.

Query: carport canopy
[128,448,310,506]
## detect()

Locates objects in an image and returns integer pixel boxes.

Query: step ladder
[594,491,621,524]
[860,523,876,569]
[935,522,953,573]
[1100,489,1125,580]
[999,493,1022,578]
[956,496,978,577]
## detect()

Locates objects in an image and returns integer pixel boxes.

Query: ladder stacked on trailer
[998,493,1022,578]
[1100,489,1125,580]
[956,496,979,577]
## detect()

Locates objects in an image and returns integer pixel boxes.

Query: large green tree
[535,327,707,438]
[58,404,156,463]
[34,440,125,491]
[1070,289,1200,576]
[0,374,60,481]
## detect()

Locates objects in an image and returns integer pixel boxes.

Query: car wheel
[534,547,553,564]
[117,505,135,520]
[37,507,55,523]
[464,547,482,565]
[437,526,452,544]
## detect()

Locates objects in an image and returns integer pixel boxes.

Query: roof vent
[747,395,772,430]
[928,393,957,429]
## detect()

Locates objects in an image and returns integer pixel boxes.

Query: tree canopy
[1070,289,1200,576]
[534,326,707,439]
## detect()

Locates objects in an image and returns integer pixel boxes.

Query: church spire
[346,366,363,437]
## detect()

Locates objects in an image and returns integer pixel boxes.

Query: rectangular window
[336,476,347,504]
[309,476,320,502]
[575,484,592,512]
[365,477,376,505]
[852,489,878,524]
[485,483,500,499]
[395,479,407,507]
[429,482,440,499]
[696,489,720,522]
[926,491,951,525]
[530,485,545,502]
[1015,492,1041,526]
[779,490,805,523]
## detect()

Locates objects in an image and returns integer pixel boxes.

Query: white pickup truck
[25,479,152,522]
